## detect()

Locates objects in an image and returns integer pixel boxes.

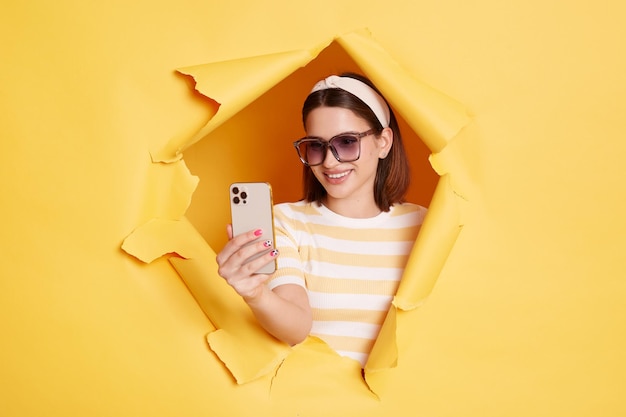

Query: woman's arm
[216,226,312,345]
[244,283,311,345]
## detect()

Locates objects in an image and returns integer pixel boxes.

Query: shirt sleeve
[266,204,307,290]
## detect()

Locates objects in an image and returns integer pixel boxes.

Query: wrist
[242,283,271,307]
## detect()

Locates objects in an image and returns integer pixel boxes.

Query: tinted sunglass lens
[331,135,360,161]
[300,141,325,165]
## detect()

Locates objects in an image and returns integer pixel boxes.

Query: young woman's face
[304,106,392,215]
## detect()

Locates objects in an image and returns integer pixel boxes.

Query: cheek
[311,166,325,179]
[363,141,382,160]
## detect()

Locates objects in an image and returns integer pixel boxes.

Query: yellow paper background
[2,1,625,416]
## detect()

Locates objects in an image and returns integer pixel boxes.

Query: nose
[321,144,340,166]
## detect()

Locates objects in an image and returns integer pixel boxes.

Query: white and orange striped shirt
[267,201,427,366]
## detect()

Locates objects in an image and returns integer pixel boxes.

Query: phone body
[229,182,276,274]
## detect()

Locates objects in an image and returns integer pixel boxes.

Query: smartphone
[229,182,276,274]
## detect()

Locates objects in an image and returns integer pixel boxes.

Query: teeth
[327,171,349,179]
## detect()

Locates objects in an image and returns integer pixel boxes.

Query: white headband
[310,75,390,128]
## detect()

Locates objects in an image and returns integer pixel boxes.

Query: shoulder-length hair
[300,72,411,212]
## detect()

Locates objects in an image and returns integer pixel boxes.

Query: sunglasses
[293,128,376,167]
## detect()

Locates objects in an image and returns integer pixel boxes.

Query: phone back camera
[232,186,247,204]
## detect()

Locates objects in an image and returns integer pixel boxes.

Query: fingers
[216,227,266,266]
[235,245,279,276]
[215,227,279,299]
[218,245,279,299]
[218,236,277,276]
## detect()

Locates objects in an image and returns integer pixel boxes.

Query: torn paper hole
[122,28,472,398]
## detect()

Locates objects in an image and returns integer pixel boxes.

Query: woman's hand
[216,224,312,345]
[215,225,278,301]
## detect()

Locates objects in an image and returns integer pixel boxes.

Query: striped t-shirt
[267,201,427,367]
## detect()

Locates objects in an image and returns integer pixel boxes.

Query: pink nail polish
[254,229,263,237]
[270,249,279,257]
[263,240,272,248]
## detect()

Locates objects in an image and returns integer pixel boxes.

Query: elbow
[289,328,311,346]
[286,336,306,346]
[285,316,312,346]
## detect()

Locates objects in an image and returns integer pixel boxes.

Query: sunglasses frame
[293,128,376,167]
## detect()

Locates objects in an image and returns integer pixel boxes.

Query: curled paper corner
[207,329,291,385]
[336,30,472,153]
[394,174,464,310]
[365,306,399,373]
[268,337,376,401]
[121,217,207,263]
[150,96,221,164]
[151,40,333,160]
[148,159,199,219]
[428,124,477,206]
[149,146,184,164]
[121,155,199,263]
[429,140,463,178]
[361,307,399,399]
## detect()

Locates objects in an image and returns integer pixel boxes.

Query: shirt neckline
[315,202,394,226]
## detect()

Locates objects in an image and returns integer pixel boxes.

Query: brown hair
[300,72,410,211]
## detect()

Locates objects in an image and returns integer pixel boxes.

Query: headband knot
[310,75,390,128]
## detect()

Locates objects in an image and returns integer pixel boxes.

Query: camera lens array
[231,186,248,204]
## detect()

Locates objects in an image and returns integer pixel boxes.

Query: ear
[378,127,394,159]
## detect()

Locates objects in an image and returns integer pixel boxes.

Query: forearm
[244,284,312,346]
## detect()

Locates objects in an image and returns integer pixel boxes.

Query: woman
[216,73,427,367]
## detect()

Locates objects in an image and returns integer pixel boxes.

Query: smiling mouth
[326,170,351,179]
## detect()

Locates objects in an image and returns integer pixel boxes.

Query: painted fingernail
[270,249,279,257]
[263,240,272,248]
[254,229,263,236]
